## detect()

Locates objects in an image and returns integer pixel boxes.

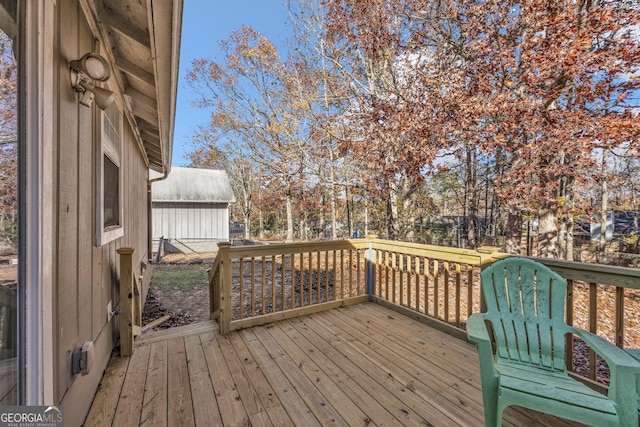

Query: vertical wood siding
[152,202,230,241]
[54,1,152,423]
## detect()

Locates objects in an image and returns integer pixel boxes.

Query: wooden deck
[85,303,586,426]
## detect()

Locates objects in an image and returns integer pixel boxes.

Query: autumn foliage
[187,0,640,259]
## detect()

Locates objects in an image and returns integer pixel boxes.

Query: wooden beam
[125,87,157,109]
[99,9,151,50]
[143,142,162,158]
[116,57,155,87]
[141,315,171,333]
[132,108,158,129]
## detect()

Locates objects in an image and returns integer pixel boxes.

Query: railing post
[218,242,232,335]
[117,247,136,356]
[208,263,219,321]
[366,239,375,297]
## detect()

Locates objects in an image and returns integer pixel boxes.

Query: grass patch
[151,264,209,294]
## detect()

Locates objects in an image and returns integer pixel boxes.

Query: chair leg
[481,394,500,427]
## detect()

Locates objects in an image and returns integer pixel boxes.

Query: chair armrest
[467,313,490,343]
[571,327,640,417]
[571,328,640,370]
[467,314,493,357]
[467,313,498,381]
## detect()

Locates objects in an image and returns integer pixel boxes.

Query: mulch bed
[141,287,195,330]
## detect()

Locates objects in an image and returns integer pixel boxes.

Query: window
[96,100,123,245]
[0,25,18,406]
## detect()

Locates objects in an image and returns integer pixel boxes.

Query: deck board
[167,338,195,426]
[87,303,588,426]
[183,334,222,426]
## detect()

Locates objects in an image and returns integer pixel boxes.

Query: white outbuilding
[152,168,236,245]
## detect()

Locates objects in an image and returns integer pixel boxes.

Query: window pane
[103,155,119,228]
[0,27,18,405]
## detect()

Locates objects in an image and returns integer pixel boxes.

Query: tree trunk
[285,184,294,242]
[319,193,326,239]
[599,148,609,263]
[465,146,478,249]
[402,175,416,242]
[346,184,352,237]
[364,197,369,236]
[259,208,264,239]
[562,175,575,261]
[386,177,399,240]
[537,197,559,258]
[242,190,251,239]
[505,205,522,254]
[330,161,338,239]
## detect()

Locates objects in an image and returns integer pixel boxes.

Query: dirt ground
[142,253,215,330]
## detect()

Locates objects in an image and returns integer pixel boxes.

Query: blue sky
[172,1,291,166]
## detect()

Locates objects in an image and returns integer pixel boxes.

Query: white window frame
[95,97,124,246]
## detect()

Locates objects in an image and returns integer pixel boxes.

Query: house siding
[51,1,152,424]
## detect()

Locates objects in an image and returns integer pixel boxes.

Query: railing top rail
[368,239,502,266]
[226,239,371,258]
[221,238,503,266]
[212,239,639,290]
[531,256,640,290]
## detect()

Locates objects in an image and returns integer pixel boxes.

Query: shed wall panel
[152,202,230,241]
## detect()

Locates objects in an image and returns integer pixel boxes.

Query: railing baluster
[357,249,362,296]
[317,251,321,303]
[589,282,597,380]
[250,257,256,317]
[424,258,430,316]
[280,255,285,312]
[455,263,461,327]
[271,254,276,313]
[415,257,421,312]
[566,279,575,372]
[385,251,390,300]
[444,261,450,323]
[399,253,404,306]
[407,255,412,309]
[325,251,330,302]
[615,286,624,348]
[392,252,397,304]
[239,258,245,320]
[261,256,266,314]
[434,260,440,319]
[340,250,345,299]
[290,254,295,310]
[331,249,342,300]
[467,265,474,318]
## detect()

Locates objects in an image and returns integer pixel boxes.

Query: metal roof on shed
[152,167,236,203]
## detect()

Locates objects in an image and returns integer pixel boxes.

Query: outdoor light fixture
[70,53,115,110]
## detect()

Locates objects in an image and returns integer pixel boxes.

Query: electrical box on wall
[71,341,94,375]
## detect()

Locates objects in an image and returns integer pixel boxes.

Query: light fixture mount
[70,52,115,110]
[70,53,111,82]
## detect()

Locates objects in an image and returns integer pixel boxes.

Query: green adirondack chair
[626,349,640,420]
[467,257,640,427]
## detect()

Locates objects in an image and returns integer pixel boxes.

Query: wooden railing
[117,248,142,356]
[210,240,372,334]
[208,238,640,385]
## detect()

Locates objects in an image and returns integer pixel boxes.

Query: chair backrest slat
[481,257,569,371]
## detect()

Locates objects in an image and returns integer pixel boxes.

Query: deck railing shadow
[208,237,640,389]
